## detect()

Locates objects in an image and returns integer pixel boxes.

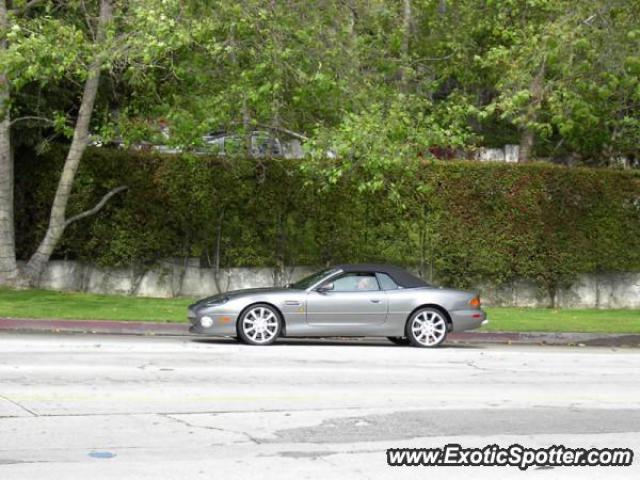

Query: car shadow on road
[189,337,480,349]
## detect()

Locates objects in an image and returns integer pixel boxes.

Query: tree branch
[228,122,310,142]
[14,0,47,15]
[64,185,127,227]
[9,116,54,126]
[259,124,309,142]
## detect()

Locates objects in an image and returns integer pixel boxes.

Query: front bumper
[188,308,237,336]
[450,309,488,332]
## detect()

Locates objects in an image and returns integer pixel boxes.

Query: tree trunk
[242,96,252,158]
[518,62,546,163]
[518,128,535,163]
[0,0,19,285]
[399,0,412,88]
[401,0,411,60]
[438,0,447,16]
[23,0,114,285]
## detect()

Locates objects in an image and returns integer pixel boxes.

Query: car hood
[192,287,291,307]
[225,287,291,298]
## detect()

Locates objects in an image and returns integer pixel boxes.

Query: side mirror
[316,282,334,293]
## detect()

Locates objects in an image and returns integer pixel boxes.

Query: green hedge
[15,146,640,297]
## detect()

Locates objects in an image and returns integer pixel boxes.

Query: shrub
[14,146,640,297]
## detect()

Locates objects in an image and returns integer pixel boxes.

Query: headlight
[200,316,214,328]
[205,296,229,307]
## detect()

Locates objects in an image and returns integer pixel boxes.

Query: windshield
[289,268,339,290]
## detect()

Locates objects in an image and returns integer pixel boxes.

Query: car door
[305,272,388,327]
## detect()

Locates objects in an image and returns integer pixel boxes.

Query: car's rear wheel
[387,336,411,346]
[237,304,282,345]
[406,307,448,348]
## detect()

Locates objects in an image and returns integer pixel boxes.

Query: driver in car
[356,276,377,290]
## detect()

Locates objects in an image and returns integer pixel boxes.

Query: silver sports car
[188,264,488,347]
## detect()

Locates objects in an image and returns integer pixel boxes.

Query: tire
[387,336,411,346]
[406,307,448,348]
[237,303,283,346]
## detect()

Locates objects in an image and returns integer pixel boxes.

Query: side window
[330,273,380,292]
[376,272,399,290]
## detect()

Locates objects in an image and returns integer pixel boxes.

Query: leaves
[3,0,638,164]
[14,146,640,291]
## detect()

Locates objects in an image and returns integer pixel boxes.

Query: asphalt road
[0,333,639,479]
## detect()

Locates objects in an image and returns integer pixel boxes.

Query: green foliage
[6,1,640,164]
[3,0,191,149]
[439,0,640,161]
[303,93,474,198]
[14,147,640,296]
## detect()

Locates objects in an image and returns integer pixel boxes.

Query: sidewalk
[2,317,639,347]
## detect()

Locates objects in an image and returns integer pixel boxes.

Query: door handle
[370,299,382,303]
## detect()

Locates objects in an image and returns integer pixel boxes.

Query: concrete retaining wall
[32,260,640,308]
[477,274,640,309]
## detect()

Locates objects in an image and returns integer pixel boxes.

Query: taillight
[469,296,481,308]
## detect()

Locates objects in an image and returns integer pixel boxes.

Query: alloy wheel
[239,305,281,345]
[408,309,448,347]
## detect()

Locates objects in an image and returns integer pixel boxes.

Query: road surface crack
[465,361,491,371]
[161,414,263,445]
[0,394,38,417]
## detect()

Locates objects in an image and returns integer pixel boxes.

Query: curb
[0,317,188,336]
[449,331,640,348]
[1,317,639,347]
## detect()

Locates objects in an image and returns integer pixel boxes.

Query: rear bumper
[450,309,488,332]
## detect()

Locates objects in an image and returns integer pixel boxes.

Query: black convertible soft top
[334,264,430,289]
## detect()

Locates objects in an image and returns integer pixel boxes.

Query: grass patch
[483,307,640,333]
[0,288,192,323]
[0,288,638,333]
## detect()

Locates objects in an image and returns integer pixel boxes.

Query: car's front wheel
[237,304,282,345]
[406,307,448,348]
